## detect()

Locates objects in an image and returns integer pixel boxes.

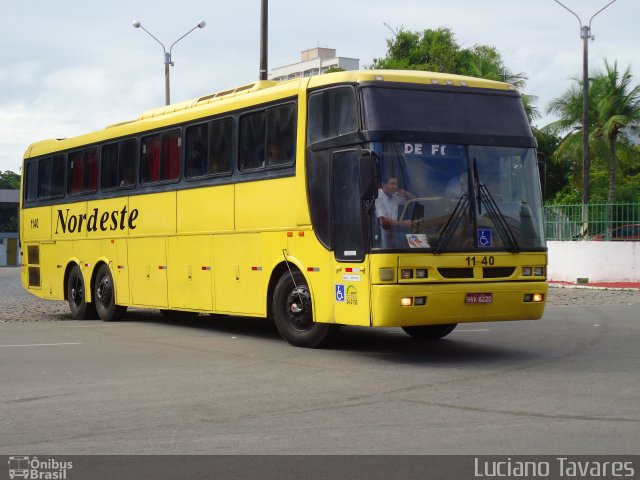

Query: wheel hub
[286,287,313,330]
[96,276,112,304]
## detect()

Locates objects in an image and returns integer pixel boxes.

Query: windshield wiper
[473,159,520,253]
[433,194,469,254]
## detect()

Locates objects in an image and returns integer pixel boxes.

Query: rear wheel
[67,264,97,320]
[273,270,339,348]
[94,264,126,322]
[402,323,457,340]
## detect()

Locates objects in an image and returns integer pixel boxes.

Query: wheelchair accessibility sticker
[336,284,358,305]
[477,228,493,247]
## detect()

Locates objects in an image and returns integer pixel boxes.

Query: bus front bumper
[371,281,547,327]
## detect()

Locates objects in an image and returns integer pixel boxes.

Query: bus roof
[23,70,514,159]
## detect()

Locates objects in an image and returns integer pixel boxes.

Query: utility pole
[553,0,617,236]
[259,0,268,80]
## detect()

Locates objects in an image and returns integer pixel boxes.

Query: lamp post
[132,20,206,105]
[553,0,616,236]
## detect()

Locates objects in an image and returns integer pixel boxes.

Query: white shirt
[375,188,401,222]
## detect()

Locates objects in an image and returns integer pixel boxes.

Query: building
[0,189,20,266]
[269,47,359,81]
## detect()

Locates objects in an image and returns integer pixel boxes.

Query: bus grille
[438,268,473,279]
[483,267,516,278]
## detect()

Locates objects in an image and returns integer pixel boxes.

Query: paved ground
[1,267,638,324]
[2,266,639,457]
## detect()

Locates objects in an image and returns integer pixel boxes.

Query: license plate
[465,292,493,304]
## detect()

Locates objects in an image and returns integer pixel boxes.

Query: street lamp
[132,19,206,105]
[553,0,616,236]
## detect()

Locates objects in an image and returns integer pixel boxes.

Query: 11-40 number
[465,256,494,266]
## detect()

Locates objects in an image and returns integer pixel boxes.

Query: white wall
[547,241,640,282]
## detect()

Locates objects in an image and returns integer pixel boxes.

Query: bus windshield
[371,142,546,252]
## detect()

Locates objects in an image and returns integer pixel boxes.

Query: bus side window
[239,111,266,171]
[162,130,181,180]
[141,135,161,183]
[101,143,119,189]
[69,151,84,194]
[209,117,233,175]
[266,104,296,167]
[25,161,38,202]
[38,154,65,198]
[186,124,208,178]
[307,87,357,144]
[119,139,137,187]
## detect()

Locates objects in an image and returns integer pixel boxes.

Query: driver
[375,177,415,232]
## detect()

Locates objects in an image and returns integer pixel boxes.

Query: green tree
[370,26,539,122]
[592,60,640,202]
[544,59,640,203]
[371,26,465,73]
[0,170,20,189]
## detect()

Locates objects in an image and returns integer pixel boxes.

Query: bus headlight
[523,267,532,276]
[400,269,413,279]
[379,268,394,281]
[533,266,544,276]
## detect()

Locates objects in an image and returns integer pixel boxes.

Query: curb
[549,282,640,292]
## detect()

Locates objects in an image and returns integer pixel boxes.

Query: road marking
[0,342,82,348]
[457,328,491,332]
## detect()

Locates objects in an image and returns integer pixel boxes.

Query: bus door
[331,149,371,327]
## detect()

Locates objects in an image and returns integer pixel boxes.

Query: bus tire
[402,323,457,340]
[272,270,339,348]
[67,264,97,320]
[94,264,126,322]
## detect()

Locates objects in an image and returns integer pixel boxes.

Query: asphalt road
[1,268,639,455]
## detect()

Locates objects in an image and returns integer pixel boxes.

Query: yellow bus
[20,70,547,347]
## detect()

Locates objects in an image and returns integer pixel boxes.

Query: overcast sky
[1,0,637,172]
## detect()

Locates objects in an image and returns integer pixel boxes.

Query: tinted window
[69,148,98,194]
[102,138,137,189]
[38,154,65,198]
[239,111,266,170]
[141,130,181,184]
[185,117,233,178]
[362,87,531,137]
[307,87,358,144]
[240,103,296,171]
[24,161,38,202]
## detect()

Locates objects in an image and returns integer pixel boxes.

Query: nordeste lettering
[55,206,139,234]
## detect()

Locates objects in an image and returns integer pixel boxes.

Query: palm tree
[591,60,640,202]
[545,60,640,203]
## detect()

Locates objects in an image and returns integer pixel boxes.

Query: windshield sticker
[477,229,493,247]
[344,250,357,257]
[406,234,430,248]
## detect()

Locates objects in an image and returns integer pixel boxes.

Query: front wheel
[272,271,339,348]
[67,264,97,320]
[94,264,127,322]
[402,323,457,340]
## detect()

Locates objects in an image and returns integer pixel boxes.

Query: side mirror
[359,149,378,201]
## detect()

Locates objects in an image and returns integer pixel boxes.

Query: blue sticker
[335,284,345,302]
[477,228,493,247]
